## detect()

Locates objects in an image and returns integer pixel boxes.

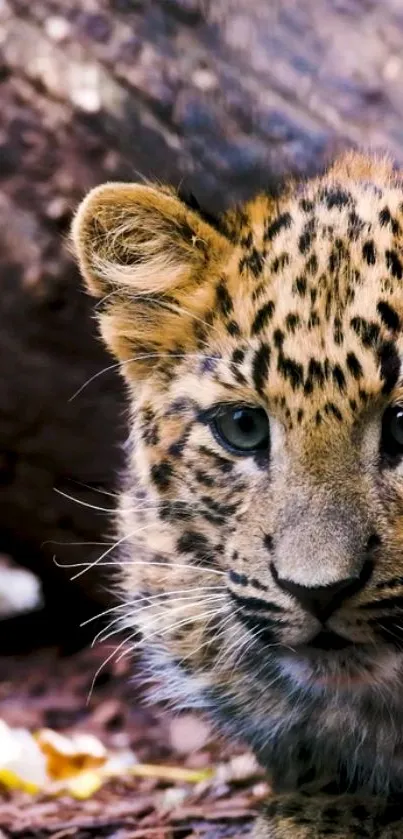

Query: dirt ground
[0,641,268,838]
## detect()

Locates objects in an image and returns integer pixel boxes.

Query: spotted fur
[73,153,403,837]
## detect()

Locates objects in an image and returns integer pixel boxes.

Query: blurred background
[0,0,403,644]
[2,2,403,835]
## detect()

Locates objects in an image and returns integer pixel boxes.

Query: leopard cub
[73,153,403,837]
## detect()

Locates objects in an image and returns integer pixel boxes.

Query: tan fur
[72,153,403,837]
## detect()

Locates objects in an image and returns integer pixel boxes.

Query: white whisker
[69,524,159,580]
[53,487,160,516]
[69,351,223,401]
[70,480,120,499]
[80,585,225,628]
[55,556,226,578]
[93,595,226,646]
[87,637,129,703]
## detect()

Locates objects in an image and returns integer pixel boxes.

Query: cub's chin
[277,639,403,696]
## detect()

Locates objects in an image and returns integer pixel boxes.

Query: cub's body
[73,154,403,836]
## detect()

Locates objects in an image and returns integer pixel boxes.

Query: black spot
[324,290,332,321]
[298,218,316,255]
[300,198,314,213]
[230,365,247,385]
[251,301,275,335]
[168,431,190,458]
[315,411,323,426]
[246,248,265,278]
[299,231,312,254]
[229,569,248,586]
[273,329,284,348]
[226,320,241,337]
[151,460,173,489]
[350,316,380,347]
[201,495,238,518]
[252,282,266,301]
[332,364,346,392]
[193,320,207,346]
[333,316,343,345]
[285,313,300,333]
[232,348,245,364]
[359,389,369,403]
[199,445,234,473]
[264,212,292,241]
[278,353,304,390]
[263,533,273,551]
[346,352,363,379]
[240,231,253,248]
[385,249,403,279]
[141,406,160,446]
[294,276,307,297]
[216,280,233,316]
[378,340,400,394]
[305,254,318,275]
[194,470,214,487]
[349,398,357,412]
[380,207,392,227]
[362,240,376,265]
[329,238,347,273]
[165,397,195,416]
[310,287,317,305]
[324,188,350,209]
[159,501,193,522]
[379,206,400,235]
[377,301,400,331]
[297,408,304,423]
[177,530,216,566]
[324,402,343,421]
[271,252,289,273]
[304,358,325,394]
[307,311,320,329]
[347,211,364,240]
[252,343,271,395]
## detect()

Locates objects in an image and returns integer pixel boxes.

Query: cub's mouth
[302,630,354,651]
[234,609,403,693]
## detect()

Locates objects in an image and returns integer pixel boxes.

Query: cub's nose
[270,561,373,622]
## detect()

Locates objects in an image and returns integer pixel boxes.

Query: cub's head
[72,153,403,722]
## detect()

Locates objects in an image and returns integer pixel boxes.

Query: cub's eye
[381,405,403,458]
[212,406,270,455]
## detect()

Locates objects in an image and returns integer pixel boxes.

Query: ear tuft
[71,180,232,373]
[71,182,223,300]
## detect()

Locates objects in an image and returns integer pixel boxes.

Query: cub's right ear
[71,181,232,372]
[71,181,228,300]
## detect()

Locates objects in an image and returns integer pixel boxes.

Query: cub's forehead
[209,174,403,418]
[231,176,403,302]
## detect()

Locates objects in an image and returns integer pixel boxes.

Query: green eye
[212,406,270,455]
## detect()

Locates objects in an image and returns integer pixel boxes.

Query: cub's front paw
[254,794,403,838]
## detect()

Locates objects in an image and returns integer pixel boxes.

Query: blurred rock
[0,556,42,618]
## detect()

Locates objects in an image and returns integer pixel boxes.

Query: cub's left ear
[71,181,231,372]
